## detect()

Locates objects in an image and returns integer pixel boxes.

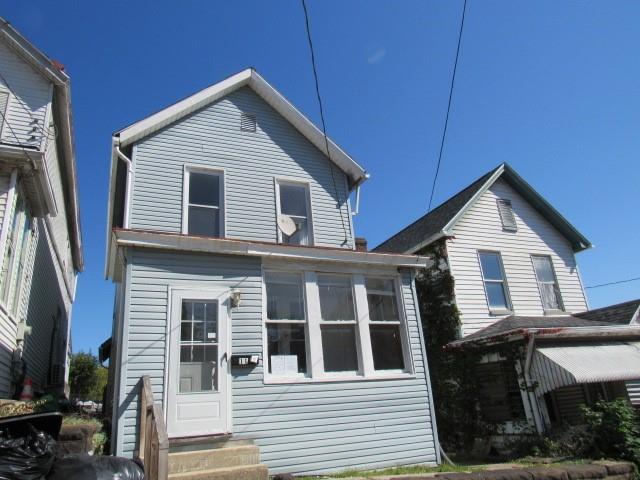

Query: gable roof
[0,17,83,271]
[373,162,592,254]
[452,299,640,346]
[114,68,368,190]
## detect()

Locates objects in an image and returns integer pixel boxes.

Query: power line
[585,276,640,289]
[300,0,349,245]
[427,0,468,212]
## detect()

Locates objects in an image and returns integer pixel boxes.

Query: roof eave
[115,68,367,191]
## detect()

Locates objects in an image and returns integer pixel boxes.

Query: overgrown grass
[62,414,107,454]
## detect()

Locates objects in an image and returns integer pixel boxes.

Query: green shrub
[582,398,640,464]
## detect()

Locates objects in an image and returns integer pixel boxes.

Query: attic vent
[240,112,256,132]
[497,199,517,231]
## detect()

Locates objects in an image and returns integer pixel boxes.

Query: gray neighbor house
[0,19,83,399]
[104,69,440,476]
[374,163,640,439]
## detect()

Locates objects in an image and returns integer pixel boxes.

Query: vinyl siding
[447,179,588,336]
[0,42,51,148]
[116,248,437,474]
[627,380,640,407]
[21,217,71,391]
[130,87,354,249]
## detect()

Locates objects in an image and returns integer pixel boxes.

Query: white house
[104,69,440,477]
[0,18,83,398]
[375,163,640,432]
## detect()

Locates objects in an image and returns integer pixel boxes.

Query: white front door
[166,288,230,437]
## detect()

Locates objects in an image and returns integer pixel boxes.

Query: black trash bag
[0,426,56,480]
[47,454,144,480]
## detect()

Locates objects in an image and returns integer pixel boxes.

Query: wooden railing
[138,375,169,480]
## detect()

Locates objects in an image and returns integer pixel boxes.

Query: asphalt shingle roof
[457,299,640,344]
[373,167,500,253]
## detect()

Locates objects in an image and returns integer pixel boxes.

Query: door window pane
[179,300,218,392]
[370,325,404,370]
[321,325,358,372]
[189,172,220,206]
[265,273,305,320]
[318,275,355,321]
[267,323,307,374]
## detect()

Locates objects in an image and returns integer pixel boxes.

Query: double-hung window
[317,274,359,373]
[365,278,405,371]
[265,272,308,376]
[276,181,312,246]
[0,190,32,315]
[479,251,511,312]
[531,255,563,312]
[184,168,224,237]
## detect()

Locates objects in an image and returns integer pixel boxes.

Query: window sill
[263,372,416,385]
[489,309,513,316]
[543,310,566,316]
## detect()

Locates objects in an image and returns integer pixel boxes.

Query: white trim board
[112,229,432,270]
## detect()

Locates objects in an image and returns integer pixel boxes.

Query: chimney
[355,237,368,252]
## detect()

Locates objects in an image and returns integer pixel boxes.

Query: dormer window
[497,199,517,232]
[276,180,313,246]
[183,167,224,237]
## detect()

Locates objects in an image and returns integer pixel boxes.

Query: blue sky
[4,1,639,353]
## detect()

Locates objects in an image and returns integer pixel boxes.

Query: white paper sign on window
[271,355,298,375]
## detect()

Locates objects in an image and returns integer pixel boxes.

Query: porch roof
[531,341,640,395]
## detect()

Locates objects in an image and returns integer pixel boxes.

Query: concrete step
[168,464,268,480]
[168,445,261,474]
[169,435,254,454]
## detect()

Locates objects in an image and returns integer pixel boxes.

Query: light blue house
[104,69,440,476]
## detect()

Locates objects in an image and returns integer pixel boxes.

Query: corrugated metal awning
[531,342,640,395]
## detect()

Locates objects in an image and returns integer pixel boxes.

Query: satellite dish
[277,215,298,237]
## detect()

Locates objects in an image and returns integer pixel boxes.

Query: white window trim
[181,165,225,237]
[262,267,415,384]
[478,250,513,315]
[0,87,10,141]
[531,254,565,314]
[274,177,314,246]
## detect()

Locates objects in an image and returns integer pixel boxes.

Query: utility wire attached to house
[585,276,640,289]
[427,0,468,212]
[300,0,350,246]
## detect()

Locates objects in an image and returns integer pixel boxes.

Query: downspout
[351,185,361,216]
[115,145,133,229]
[523,333,544,433]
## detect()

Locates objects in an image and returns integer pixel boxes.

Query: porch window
[531,255,563,312]
[276,181,312,246]
[476,360,526,422]
[365,277,405,371]
[265,272,308,375]
[0,190,32,315]
[184,168,224,237]
[478,251,511,312]
[318,274,359,373]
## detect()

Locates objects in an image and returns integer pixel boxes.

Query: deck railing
[138,375,169,480]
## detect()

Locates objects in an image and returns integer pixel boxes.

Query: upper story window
[0,188,32,316]
[478,251,511,313]
[276,180,313,246]
[497,199,517,232]
[183,168,224,237]
[263,270,411,382]
[531,255,563,312]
